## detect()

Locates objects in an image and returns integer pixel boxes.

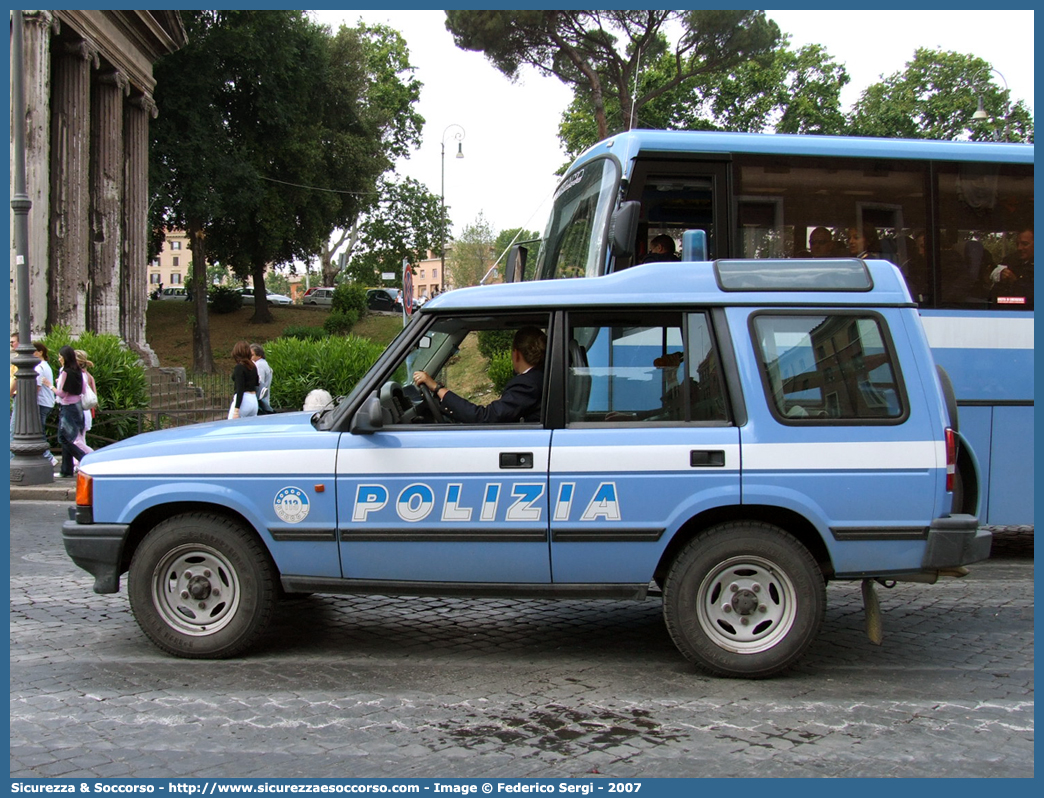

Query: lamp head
[972,96,989,121]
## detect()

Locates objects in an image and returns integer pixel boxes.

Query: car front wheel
[128,513,276,658]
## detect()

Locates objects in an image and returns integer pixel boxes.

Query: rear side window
[566,311,730,424]
[752,313,906,423]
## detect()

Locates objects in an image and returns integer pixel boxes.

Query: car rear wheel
[663,522,824,678]
[128,513,276,658]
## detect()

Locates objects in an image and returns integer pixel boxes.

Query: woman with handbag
[54,345,88,477]
[73,349,97,464]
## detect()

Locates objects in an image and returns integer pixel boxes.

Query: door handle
[500,452,534,469]
[690,450,725,467]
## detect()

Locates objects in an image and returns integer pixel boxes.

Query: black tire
[663,522,825,678]
[128,513,276,658]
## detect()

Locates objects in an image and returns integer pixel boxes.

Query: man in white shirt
[249,343,274,414]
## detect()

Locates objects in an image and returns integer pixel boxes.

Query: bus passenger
[990,228,1034,308]
[809,227,837,258]
[847,226,881,259]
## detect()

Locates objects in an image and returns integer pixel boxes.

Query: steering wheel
[419,383,445,423]
[379,381,406,423]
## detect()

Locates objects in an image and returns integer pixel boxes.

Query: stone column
[88,68,129,336]
[49,39,97,334]
[122,92,158,365]
[12,11,57,337]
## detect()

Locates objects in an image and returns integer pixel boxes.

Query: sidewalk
[10,458,77,502]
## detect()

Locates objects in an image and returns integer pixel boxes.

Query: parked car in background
[154,287,188,301]
[366,288,402,313]
[238,287,292,306]
[303,288,336,307]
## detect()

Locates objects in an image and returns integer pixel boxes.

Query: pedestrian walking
[228,341,259,419]
[33,341,58,467]
[73,349,97,465]
[250,343,274,414]
[54,345,88,477]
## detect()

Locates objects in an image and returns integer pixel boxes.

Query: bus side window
[935,162,1034,310]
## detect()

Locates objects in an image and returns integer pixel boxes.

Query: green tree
[151,13,422,371]
[206,262,231,286]
[343,176,445,287]
[446,10,779,142]
[557,38,849,162]
[700,43,848,135]
[264,270,291,297]
[847,48,1034,142]
[313,22,426,287]
[448,213,496,288]
[493,227,542,281]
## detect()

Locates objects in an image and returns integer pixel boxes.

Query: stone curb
[9,477,77,502]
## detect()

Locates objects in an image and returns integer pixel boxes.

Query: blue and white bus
[518,130,1033,528]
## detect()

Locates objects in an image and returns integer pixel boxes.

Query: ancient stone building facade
[10,10,186,363]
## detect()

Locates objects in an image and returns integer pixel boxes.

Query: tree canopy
[847,48,1033,143]
[446,10,780,141]
[342,176,445,287]
[557,37,850,162]
[447,213,497,288]
[150,11,423,369]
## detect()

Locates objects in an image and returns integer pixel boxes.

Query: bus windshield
[534,157,620,280]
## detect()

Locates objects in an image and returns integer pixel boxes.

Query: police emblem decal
[274,487,310,524]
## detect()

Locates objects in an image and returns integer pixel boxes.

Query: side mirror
[505,244,528,283]
[350,391,384,435]
[609,201,641,258]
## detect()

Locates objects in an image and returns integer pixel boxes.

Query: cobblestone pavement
[10,503,1033,779]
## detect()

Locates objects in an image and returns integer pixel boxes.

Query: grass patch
[440,334,497,404]
[146,302,405,373]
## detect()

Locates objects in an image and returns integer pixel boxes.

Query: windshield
[533,157,620,280]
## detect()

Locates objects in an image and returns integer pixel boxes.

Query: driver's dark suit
[439,367,543,424]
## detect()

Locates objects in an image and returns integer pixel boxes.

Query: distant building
[9,10,187,363]
[411,249,445,301]
[148,230,191,292]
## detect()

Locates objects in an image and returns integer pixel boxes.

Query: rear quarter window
[751,311,908,424]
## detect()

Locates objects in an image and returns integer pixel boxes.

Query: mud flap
[861,578,883,645]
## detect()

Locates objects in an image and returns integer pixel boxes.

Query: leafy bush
[208,284,242,314]
[281,325,328,341]
[41,327,149,449]
[478,329,514,360]
[487,350,514,394]
[332,283,367,316]
[265,334,384,410]
[323,310,359,336]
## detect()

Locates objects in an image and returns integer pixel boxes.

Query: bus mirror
[682,229,708,262]
[610,201,641,257]
[350,391,384,435]
[506,245,528,283]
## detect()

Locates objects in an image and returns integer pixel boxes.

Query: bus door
[624,159,730,266]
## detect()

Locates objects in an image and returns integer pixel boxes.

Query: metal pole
[10,10,53,484]
[439,124,464,289]
[440,139,445,280]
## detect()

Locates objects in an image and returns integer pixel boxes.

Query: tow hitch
[860,567,971,644]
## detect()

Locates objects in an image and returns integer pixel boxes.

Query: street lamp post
[972,68,1010,142]
[10,10,53,485]
[440,124,465,286]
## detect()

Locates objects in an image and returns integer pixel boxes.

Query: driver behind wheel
[412,327,546,423]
